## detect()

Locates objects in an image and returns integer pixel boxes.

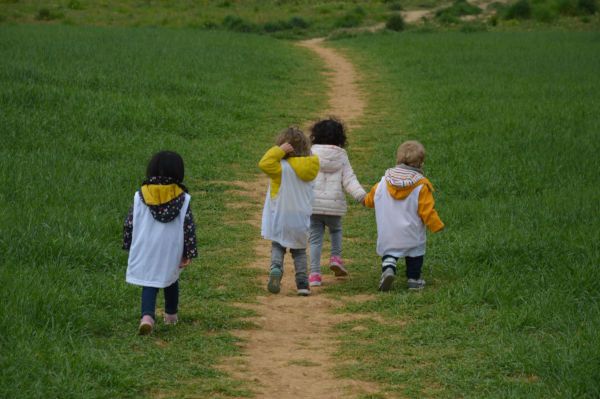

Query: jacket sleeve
[418,184,444,232]
[122,205,133,251]
[363,183,378,208]
[258,146,286,179]
[183,205,198,259]
[341,156,366,203]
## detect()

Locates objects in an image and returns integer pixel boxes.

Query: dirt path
[220,39,377,399]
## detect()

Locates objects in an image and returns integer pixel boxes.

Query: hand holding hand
[179,257,191,269]
[279,143,294,154]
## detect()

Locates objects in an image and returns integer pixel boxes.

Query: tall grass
[0,25,324,398]
[328,32,600,397]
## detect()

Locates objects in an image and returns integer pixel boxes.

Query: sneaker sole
[378,274,395,292]
[329,264,348,277]
[138,323,153,335]
[297,289,311,296]
[309,281,321,287]
[267,269,282,294]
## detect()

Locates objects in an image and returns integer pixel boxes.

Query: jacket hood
[311,144,346,174]
[139,176,187,223]
[384,164,431,200]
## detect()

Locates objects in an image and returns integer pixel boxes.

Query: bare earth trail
[220,39,379,399]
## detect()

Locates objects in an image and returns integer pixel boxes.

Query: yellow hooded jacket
[258,146,320,198]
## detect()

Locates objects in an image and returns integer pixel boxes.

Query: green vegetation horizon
[1,0,599,37]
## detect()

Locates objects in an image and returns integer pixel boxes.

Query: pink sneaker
[138,315,154,335]
[329,256,348,277]
[164,313,178,325]
[309,272,322,287]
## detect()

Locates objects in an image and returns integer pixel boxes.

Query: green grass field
[0,24,325,398]
[327,31,600,397]
[1,11,600,399]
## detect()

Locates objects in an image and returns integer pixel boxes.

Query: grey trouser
[309,214,342,274]
[271,241,308,288]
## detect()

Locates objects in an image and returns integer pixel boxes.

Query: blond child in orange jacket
[364,140,444,291]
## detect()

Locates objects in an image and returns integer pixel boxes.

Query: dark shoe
[267,267,282,294]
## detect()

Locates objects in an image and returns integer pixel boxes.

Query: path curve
[220,39,376,399]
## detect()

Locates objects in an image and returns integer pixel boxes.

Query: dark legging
[141,280,179,319]
[382,255,424,280]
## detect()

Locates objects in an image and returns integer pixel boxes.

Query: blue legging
[141,280,179,319]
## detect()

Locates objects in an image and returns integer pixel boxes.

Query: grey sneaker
[407,278,426,290]
[378,268,396,291]
[297,288,311,296]
[267,267,282,294]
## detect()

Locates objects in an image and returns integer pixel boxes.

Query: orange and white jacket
[364,164,444,256]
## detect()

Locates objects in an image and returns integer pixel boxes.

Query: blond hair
[276,126,311,157]
[396,140,425,167]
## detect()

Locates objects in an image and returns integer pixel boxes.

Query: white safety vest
[261,160,314,249]
[374,177,426,257]
[126,191,190,288]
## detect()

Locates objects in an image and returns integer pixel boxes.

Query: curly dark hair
[310,117,347,148]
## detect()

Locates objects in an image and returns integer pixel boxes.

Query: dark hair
[310,117,347,148]
[146,151,185,183]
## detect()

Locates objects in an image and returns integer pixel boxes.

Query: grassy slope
[0,25,324,398]
[328,31,600,398]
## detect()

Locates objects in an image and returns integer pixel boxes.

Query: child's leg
[326,216,343,258]
[268,241,285,294]
[139,287,158,334]
[405,256,424,280]
[405,256,425,289]
[163,280,179,316]
[271,241,286,270]
[309,215,326,274]
[290,248,309,293]
[379,255,398,292]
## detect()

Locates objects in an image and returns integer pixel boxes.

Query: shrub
[388,2,404,10]
[577,0,598,14]
[36,8,63,21]
[556,0,579,15]
[386,14,406,30]
[334,6,367,28]
[436,0,482,23]
[533,3,559,21]
[503,0,532,19]
[289,16,309,29]
[67,0,83,10]
[222,15,257,32]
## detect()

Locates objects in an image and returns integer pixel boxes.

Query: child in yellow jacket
[364,140,444,291]
[259,127,320,296]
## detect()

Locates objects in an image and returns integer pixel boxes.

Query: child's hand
[279,143,294,154]
[179,257,191,269]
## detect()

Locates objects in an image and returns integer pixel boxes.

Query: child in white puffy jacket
[308,118,366,286]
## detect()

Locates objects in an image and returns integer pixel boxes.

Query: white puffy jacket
[311,144,366,216]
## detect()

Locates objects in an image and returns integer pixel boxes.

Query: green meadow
[0,25,325,398]
[330,31,600,398]
[1,4,600,399]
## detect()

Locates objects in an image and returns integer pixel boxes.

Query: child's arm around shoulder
[418,179,444,232]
